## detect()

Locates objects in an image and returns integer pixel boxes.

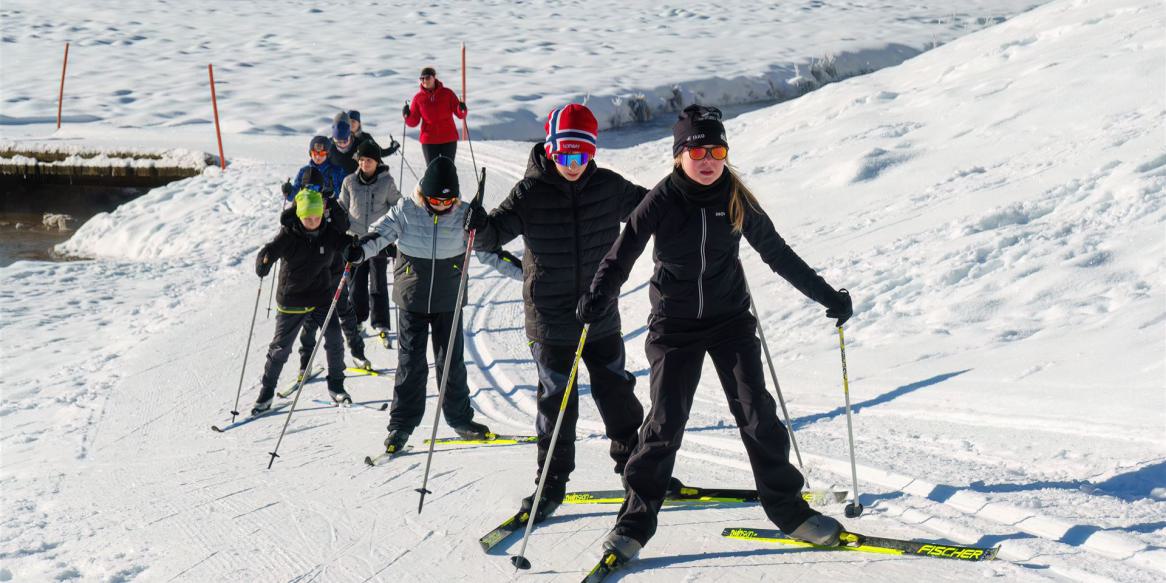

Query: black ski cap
[672,104,728,156]
[420,155,458,199]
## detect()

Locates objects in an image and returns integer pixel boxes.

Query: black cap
[355,140,382,163]
[672,105,728,157]
[420,155,458,199]
[302,166,325,188]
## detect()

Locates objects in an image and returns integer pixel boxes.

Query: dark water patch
[0,183,151,267]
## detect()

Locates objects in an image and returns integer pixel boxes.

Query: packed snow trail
[2,0,1163,581]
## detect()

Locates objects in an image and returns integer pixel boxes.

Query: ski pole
[415,167,486,513]
[459,42,479,179]
[399,104,408,191]
[511,323,589,571]
[266,263,352,469]
[745,279,809,486]
[229,276,265,423]
[401,154,421,181]
[838,325,863,517]
[265,260,278,319]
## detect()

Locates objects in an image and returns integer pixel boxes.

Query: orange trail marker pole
[57,42,69,129]
[208,64,226,170]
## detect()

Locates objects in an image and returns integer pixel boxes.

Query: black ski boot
[329,389,352,405]
[351,347,372,371]
[250,398,273,417]
[601,530,642,562]
[449,419,491,440]
[789,514,843,546]
[520,485,565,524]
[384,429,410,453]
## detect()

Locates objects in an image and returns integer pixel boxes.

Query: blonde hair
[674,156,760,233]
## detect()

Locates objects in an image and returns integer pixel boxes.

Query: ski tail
[479,511,528,553]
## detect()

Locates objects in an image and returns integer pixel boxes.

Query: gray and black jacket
[338,165,402,235]
[362,191,521,313]
[474,143,648,345]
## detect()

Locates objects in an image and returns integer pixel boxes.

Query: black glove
[464,204,488,232]
[497,250,521,268]
[576,290,614,324]
[402,103,411,119]
[255,248,274,278]
[280,179,294,198]
[344,237,366,264]
[383,242,398,259]
[458,101,467,114]
[383,138,400,157]
[825,288,853,327]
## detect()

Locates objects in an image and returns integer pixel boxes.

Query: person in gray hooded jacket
[345,155,521,453]
[339,141,402,345]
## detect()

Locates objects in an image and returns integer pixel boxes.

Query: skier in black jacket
[465,104,647,522]
[252,183,357,414]
[346,110,401,160]
[578,105,855,562]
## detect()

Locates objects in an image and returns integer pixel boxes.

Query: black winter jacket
[328,142,358,176]
[261,198,352,308]
[352,131,399,159]
[591,168,841,321]
[475,143,648,345]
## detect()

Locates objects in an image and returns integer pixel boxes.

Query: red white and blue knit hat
[543,104,598,159]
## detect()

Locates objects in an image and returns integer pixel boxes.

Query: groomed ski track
[3,0,1162,580]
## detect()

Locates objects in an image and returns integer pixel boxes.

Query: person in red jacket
[403,66,467,164]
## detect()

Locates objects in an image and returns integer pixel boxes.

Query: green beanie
[295,189,324,218]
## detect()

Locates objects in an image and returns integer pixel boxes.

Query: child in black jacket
[579,105,854,562]
[252,187,356,414]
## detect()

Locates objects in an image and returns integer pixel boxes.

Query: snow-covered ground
[2,0,1164,581]
[1,0,1039,140]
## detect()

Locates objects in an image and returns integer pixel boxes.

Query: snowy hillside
[0,0,1039,140]
[2,0,1164,582]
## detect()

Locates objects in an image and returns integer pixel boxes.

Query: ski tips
[510,555,531,570]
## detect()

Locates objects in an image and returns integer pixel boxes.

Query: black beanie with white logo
[672,105,728,157]
[420,155,459,200]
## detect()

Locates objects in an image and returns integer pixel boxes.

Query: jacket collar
[524,142,596,193]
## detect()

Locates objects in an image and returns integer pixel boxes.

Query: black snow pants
[421,141,458,165]
[614,310,816,546]
[259,305,345,402]
[350,251,392,331]
[301,277,365,360]
[388,308,475,432]
[530,332,643,499]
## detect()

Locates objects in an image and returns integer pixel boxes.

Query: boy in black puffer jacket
[465,104,647,523]
[252,186,356,414]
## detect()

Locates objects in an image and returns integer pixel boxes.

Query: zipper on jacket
[572,183,582,303]
[698,208,707,318]
[428,214,438,313]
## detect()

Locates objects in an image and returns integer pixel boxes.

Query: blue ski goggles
[552,152,590,167]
